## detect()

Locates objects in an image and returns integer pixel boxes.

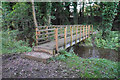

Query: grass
[51,50,119,78]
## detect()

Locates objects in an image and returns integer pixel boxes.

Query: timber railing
[36,25,93,51]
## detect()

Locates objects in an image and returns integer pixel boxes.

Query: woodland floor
[2,53,79,78]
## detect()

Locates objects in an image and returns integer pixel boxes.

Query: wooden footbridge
[33,25,93,54]
[23,25,93,61]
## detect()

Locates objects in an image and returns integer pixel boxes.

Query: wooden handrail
[75,26,77,43]
[37,29,55,32]
[36,28,38,45]
[55,28,58,52]
[64,27,67,49]
[79,26,81,41]
[70,26,73,46]
[35,24,94,50]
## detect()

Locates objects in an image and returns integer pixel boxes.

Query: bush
[85,31,119,51]
[1,30,32,54]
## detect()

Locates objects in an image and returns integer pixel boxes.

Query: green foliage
[50,50,73,61]
[84,37,93,46]
[1,30,32,54]
[95,31,119,50]
[99,2,118,37]
[52,50,119,78]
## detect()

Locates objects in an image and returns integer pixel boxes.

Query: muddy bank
[2,53,79,78]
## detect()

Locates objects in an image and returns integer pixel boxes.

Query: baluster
[55,28,58,53]
[64,26,67,49]
[75,26,78,43]
[70,26,73,46]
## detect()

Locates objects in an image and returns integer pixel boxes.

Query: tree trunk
[31,0,38,27]
[82,2,84,23]
[73,2,78,24]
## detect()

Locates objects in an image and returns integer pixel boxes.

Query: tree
[31,0,38,27]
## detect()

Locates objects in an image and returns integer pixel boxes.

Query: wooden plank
[36,28,38,45]
[86,25,87,38]
[88,25,90,37]
[75,26,77,43]
[37,29,55,32]
[60,27,63,36]
[55,28,58,52]
[37,35,54,41]
[37,26,51,28]
[92,25,93,34]
[37,32,54,36]
[70,26,73,46]
[83,25,84,38]
[46,26,48,38]
[79,26,81,41]
[64,27,67,49]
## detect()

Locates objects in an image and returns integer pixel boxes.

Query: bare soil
[2,53,79,78]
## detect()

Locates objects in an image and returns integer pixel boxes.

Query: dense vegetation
[1,2,119,54]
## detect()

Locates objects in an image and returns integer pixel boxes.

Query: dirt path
[2,53,79,78]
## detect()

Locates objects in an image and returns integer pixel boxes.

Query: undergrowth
[1,30,32,54]
[84,31,119,51]
[50,50,119,78]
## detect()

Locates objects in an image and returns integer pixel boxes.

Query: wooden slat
[37,32,54,36]
[83,25,84,38]
[70,26,73,46]
[37,29,55,32]
[92,25,93,34]
[79,26,81,41]
[64,27,67,49]
[88,25,90,37]
[75,26,77,43]
[46,26,48,38]
[36,28,38,45]
[37,26,51,28]
[86,25,87,38]
[55,28,58,52]
[37,35,54,41]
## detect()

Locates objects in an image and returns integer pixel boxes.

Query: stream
[67,44,119,62]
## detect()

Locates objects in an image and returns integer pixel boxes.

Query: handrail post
[46,26,48,39]
[88,25,90,37]
[85,25,87,38]
[36,27,38,45]
[92,25,93,34]
[60,26,62,38]
[55,28,58,53]
[75,26,77,43]
[64,27,67,49]
[79,26,81,41]
[83,25,84,39]
[70,26,73,46]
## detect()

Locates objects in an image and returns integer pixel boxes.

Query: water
[67,44,119,62]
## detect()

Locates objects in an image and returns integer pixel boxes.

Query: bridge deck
[33,33,88,54]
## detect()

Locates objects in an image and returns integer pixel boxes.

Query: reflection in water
[67,44,119,62]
